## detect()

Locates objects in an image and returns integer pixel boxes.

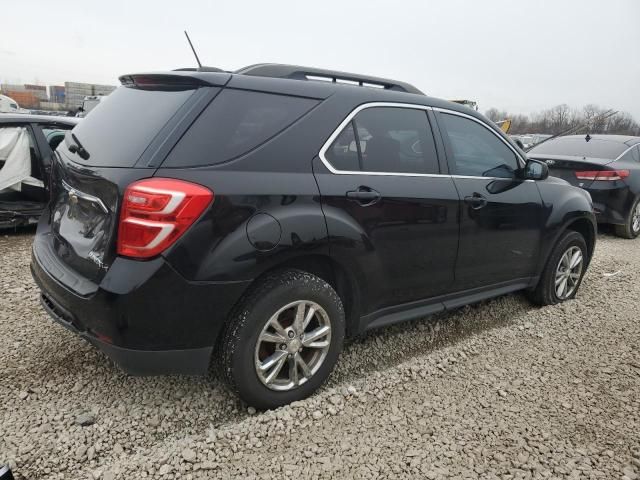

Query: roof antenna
[184,30,202,69]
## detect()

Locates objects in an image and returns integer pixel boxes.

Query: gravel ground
[1,230,639,480]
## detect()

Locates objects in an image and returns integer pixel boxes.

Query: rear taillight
[117,178,213,259]
[575,170,630,181]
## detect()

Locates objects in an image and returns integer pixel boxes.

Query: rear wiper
[67,132,90,160]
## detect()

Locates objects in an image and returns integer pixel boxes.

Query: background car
[0,114,78,228]
[528,134,640,238]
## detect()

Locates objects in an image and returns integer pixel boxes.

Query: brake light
[117,178,213,259]
[575,170,630,181]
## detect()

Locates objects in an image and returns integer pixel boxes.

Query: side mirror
[522,159,549,181]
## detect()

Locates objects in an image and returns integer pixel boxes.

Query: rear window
[64,86,197,167]
[164,89,319,167]
[529,137,628,159]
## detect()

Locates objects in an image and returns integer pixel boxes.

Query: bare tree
[484,108,508,122]
[583,104,609,132]
[483,104,640,136]
[606,112,640,135]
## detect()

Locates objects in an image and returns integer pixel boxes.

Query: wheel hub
[287,338,302,354]
[254,300,332,391]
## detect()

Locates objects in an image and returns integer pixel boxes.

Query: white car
[0,94,20,113]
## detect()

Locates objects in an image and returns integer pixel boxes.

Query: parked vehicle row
[511,133,552,149]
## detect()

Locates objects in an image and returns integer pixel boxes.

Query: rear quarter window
[618,144,640,163]
[163,89,319,167]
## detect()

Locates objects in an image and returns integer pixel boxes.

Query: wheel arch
[237,254,362,337]
[565,217,596,266]
[535,213,597,281]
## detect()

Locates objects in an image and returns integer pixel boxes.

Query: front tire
[614,197,640,239]
[221,269,345,409]
[528,231,588,306]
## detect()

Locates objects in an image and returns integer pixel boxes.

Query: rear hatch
[527,154,613,189]
[45,73,228,286]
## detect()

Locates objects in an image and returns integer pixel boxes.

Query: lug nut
[280,344,287,350]
[287,331,295,338]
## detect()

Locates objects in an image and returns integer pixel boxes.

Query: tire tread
[219,269,344,405]
[527,231,587,306]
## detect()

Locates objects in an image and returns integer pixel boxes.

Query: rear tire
[613,197,640,239]
[221,269,345,409]
[527,231,588,306]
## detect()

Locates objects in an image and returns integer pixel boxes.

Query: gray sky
[2,0,639,118]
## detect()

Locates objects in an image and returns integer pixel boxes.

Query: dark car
[528,134,640,238]
[31,65,596,408]
[0,114,79,228]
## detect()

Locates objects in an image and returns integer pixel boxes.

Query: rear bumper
[31,230,251,376]
[586,185,635,225]
[38,289,212,375]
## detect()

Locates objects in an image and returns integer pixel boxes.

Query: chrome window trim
[614,143,640,162]
[318,102,527,180]
[318,102,444,178]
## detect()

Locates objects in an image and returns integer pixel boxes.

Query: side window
[41,124,74,151]
[165,89,319,167]
[324,107,440,174]
[620,145,640,163]
[325,122,361,171]
[440,113,520,178]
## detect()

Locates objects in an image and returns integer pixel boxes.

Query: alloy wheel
[254,300,332,391]
[554,246,584,300]
[632,202,640,234]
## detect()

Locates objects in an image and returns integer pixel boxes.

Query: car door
[434,109,545,291]
[32,122,75,187]
[0,123,44,197]
[313,105,460,316]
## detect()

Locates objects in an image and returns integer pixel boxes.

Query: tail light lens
[117,178,213,259]
[575,170,630,181]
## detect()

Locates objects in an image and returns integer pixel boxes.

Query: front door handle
[346,186,381,206]
[464,193,488,210]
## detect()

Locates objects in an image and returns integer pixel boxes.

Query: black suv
[31,64,596,408]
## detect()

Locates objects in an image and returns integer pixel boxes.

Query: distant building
[1,83,48,108]
[1,83,25,93]
[0,81,117,111]
[1,90,39,109]
[65,82,116,109]
[49,85,66,104]
[24,84,47,100]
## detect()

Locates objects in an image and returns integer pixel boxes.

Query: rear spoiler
[118,72,230,89]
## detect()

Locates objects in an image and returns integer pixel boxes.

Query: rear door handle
[464,193,487,210]
[346,186,381,206]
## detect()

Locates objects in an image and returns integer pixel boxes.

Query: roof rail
[235,63,424,95]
